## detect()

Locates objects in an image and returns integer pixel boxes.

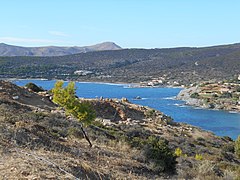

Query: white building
[74,70,93,76]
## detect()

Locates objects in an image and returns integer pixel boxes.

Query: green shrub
[144,136,176,172]
[190,92,200,99]
[34,112,46,121]
[145,109,156,118]
[222,143,235,153]
[130,137,145,147]
[197,137,205,141]
[127,135,176,172]
[235,135,240,158]
[220,92,232,98]
[235,86,240,92]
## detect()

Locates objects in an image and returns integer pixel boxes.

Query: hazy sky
[0,0,239,48]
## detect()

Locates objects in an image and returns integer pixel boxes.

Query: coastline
[7,78,183,89]
[1,78,49,81]
[3,78,136,87]
[2,77,187,89]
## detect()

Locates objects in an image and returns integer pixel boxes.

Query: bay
[14,79,240,140]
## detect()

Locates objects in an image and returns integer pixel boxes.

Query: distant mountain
[0,42,121,56]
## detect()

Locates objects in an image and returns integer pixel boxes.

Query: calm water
[14,79,240,140]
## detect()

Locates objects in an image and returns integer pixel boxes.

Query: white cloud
[48,31,70,37]
[0,37,60,44]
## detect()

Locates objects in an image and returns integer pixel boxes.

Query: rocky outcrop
[0,80,55,109]
[176,86,205,107]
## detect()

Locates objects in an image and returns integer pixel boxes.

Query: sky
[0,0,240,48]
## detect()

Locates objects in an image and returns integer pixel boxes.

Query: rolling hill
[0,43,240,85]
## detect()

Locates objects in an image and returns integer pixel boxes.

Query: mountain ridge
[0,42,121,56]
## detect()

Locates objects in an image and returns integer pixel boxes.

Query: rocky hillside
[0,43,240,85]
[0,42,121,56]
[0,81,239,179]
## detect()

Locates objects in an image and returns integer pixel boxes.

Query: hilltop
[0,42,121,56]
[0,43,240,85]
[0,80,239,179]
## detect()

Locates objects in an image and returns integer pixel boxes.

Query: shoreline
[2,77,187,90]
[3,78,134,87]
[6,78,183,89]
[182,100,240,114]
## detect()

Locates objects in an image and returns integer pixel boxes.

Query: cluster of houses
[197,80,240,110]
[140,77,183,87]
[199,81,240,95]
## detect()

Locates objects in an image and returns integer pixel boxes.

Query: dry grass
[0,149,73,179]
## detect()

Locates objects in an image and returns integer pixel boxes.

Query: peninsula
[177,78,240,112]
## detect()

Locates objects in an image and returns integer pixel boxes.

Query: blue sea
[14,79,240,140]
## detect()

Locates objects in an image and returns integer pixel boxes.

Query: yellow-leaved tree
[52,80,95,147]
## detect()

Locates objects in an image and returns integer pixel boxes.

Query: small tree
[52,81,95,147]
